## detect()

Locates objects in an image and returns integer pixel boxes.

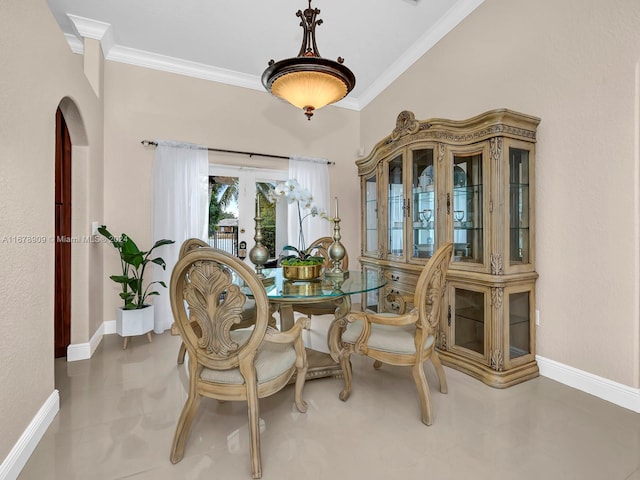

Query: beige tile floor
[19,316,640,480]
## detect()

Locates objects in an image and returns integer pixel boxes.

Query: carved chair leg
[247,400,262,479]
[293,339,308,413]
[430,351,448,394]
[412,362,433,426]
[177,342,187,365]
[373,360,382,370]
[338,348,354,402]
[122,336,129,350]
[241,361,262,479]
[170,388,201,463]
[146,331,153,343]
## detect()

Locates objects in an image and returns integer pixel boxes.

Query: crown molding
[356,0,484,109]
[67,14,114,57]
[106,45,265,92]
[105,45,362,112]
[64,32,84,54]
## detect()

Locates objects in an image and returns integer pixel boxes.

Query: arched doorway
[54,97,89,359]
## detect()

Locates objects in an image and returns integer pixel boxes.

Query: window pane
[209,175,239,256]
[257,181,277,258]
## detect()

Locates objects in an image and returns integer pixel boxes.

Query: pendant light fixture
[261,1,356,120]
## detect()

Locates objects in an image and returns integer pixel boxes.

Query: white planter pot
[116,305,154,348]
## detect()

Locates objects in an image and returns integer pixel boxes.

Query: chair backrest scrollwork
[413,243,454,333]
[171,246,269,371]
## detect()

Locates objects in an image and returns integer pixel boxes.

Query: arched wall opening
[56,97,95,360]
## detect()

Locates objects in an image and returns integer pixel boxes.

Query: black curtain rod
[140,140,335,165]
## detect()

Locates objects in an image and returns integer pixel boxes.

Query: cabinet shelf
[456,306,484,324]
[509,314,529,325]
[457,340,484,353]
[453,224,482,231]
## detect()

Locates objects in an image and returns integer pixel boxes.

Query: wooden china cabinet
[357,110,540,388]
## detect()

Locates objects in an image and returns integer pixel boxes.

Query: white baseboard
[103,319,116,335]
[0,390,59,480]
[537,355,640,413]
[66,320,115,362]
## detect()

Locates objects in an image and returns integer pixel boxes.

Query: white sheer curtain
[152,140,209,333]
[288,156,331,249]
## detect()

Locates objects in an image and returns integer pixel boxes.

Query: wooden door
[54,107,71,358]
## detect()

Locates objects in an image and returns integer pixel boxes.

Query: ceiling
[46,0,483,111]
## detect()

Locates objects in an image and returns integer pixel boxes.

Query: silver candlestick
[249,196,274,285]
[326,196,348,280]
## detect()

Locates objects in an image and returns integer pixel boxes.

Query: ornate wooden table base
[277,296,351,381]
[261,268,386,382]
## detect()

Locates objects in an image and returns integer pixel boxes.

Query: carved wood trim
[184,261,246,358]
[438,330,447,350]
[491,253,504,275]
[357,109,539,176]
[491,287,504,309]
[490,137,502,165]
[391,110,421,140]
[490,348,504,371]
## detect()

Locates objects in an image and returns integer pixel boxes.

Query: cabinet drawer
[382,283,415,313]
[384,269,419,289]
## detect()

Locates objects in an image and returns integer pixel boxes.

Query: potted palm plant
[98,226,174,348]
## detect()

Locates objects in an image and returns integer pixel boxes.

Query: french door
[209,165,288,264]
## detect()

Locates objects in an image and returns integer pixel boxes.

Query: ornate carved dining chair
[173,238,272,365]
[334,242,453,425]
[292,236,349,320]
[170,245,308,479]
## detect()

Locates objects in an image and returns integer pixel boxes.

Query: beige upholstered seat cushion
[199,330,296,385]
[342,315,435,354]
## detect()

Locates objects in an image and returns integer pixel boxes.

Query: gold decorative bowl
[282,263,322,281]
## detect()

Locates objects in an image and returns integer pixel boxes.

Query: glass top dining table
[257,268,387,380]
[260,268,386,302]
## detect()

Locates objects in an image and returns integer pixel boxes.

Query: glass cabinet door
[363,172,379,256]
[508,289,532,361]
[452,153,484,264]
[448,283,489,360]
[509,147,531,264]
[452,287,485,355]
[387,154,404,257]
[411,148,436,260]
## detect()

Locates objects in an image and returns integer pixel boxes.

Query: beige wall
[0,0,104,462]
[361,0,640,387]
[102,62,361,320]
